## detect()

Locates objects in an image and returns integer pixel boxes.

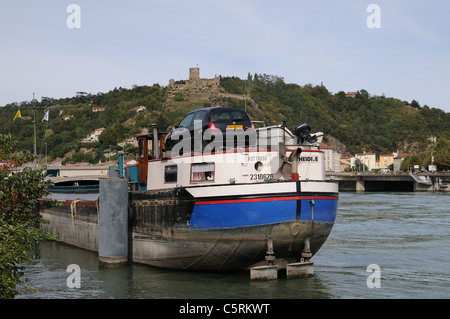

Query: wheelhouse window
[164,165,178,183]
[138,138,145,158]
[191,162,215,182]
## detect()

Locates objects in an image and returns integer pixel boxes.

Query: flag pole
[33,93,37,166]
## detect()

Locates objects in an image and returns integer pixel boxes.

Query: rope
[70,198,83,222]
[96,197,99,224]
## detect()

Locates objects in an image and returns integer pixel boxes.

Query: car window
[178,113,195,128]
[218,112,231,120]
[211,109,248,122]
[230,110,246,120]
[193,110,207,122]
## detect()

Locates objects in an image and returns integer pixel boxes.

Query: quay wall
[41,212,99,252]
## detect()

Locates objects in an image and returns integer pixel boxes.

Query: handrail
[408,172,432,184]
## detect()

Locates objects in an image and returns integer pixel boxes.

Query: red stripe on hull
[196,195,338,205]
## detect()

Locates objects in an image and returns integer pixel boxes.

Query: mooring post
[98,178,128,266]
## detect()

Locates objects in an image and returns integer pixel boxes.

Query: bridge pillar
[356,180,365,192]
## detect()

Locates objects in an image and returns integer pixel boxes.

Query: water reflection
[17,192,450,299]
[18,241,336,299]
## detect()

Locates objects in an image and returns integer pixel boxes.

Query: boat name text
[300,156,318,162]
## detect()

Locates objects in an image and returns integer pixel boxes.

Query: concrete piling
[250,265,279,280]
[98,178,128,266]
[286,261,314,278]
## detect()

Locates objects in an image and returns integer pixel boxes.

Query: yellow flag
[13,110,21,122]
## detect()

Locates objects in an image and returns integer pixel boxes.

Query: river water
[16,192,450,300]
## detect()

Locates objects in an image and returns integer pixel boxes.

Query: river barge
[39,114,339,274]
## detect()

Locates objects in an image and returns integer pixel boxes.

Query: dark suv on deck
[164,107,255,153]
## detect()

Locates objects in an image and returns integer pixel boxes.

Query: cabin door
[138,136,149,185]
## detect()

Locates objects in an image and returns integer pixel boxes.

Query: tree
[410,100,420,109]
[353,159,368,172]
[400,138,450,171]
[401,154,421,171]
[0,134,57,298]
[98,126,119,147]
[433,138,450,170]
[355,89,369,100]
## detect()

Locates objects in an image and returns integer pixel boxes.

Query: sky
[1,0,449,112]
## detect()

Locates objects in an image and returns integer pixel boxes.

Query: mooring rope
[70,198,83,222]
[96,197,99,224]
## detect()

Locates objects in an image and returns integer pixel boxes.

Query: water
[16,192,450,299]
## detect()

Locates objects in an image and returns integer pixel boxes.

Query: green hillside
[1,74,449,167]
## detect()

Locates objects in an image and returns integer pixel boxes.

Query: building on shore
[319,142,341,172]
[394,153,409,172]
[380,153,395,169]
[351,152,377,171]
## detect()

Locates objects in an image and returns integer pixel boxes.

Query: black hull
[131,221,333,270]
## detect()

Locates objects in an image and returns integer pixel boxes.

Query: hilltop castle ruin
[165,67,260,111]
[168,67,221,93]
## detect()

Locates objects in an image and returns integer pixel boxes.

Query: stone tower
[189,67,200,83]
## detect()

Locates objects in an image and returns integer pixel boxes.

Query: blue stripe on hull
[190,198,338,229]
[299,199,338,223]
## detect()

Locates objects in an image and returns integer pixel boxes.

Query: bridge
[325,172,450,192]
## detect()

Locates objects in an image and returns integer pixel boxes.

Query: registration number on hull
[250,174,274,181]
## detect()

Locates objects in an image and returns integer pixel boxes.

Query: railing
[49,184,99,192]
[408,172,432,185]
